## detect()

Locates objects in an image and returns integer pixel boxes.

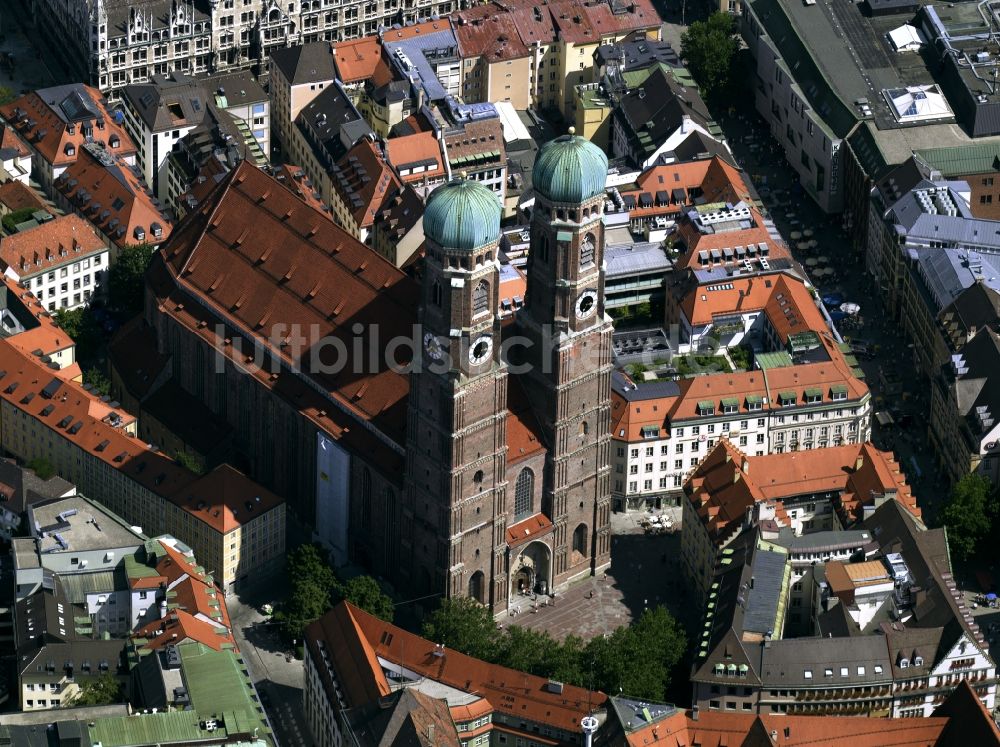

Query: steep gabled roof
[270,42,336,86]
[932,680,1000,746]
[150,160,416,447]
[0,84,135,168]
[316,602,605,733]
[333,138,404,229]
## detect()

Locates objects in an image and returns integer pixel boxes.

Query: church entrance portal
[510,541,551,597]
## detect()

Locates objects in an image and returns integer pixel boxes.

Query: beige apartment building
[0,336,285,595]
[453,0,662,117]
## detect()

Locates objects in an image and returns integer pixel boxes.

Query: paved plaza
[508,506,697,640]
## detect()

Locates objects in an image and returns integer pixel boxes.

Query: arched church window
[432,281,442,307]
[580,233,596,268]
[473,280,489,316]
[514,468,534,520]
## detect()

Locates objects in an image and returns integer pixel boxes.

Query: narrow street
[228,589,312,747]
[717,97,947,525]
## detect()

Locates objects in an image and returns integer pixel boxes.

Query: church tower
[517,129,613,583]
[403,178,510,609]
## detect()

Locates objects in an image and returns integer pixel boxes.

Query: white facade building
[33,0,459,101]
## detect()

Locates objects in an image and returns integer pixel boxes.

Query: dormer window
[778,392,796,407]
[109,135,120,148]
[133,226,146,242]
[804,388,822,404]
[746,395,763,411]
[830,385,848,401]
[697,401,714,416]
[721,398,739,415]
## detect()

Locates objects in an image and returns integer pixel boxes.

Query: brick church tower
[516,129,614,587]
[403,179,511,607]
[403,133,613,613]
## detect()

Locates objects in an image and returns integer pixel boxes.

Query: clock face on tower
[469,335,493,366]
[576,290,598,319]
[423,332,445,362]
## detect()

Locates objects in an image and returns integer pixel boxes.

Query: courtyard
[508,506,699,640]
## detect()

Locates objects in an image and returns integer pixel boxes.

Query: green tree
[108,243,156,316]
[421,597,498,662]
[2,206,38,233]
[26,457,55,480]
[939,473,998,562]
[0,87,16,106]
[53,307,103,363]
[498,627,587,685]
[276,544,337,639]
[71,673,122,706]
[84,367,111,396]
[334,575,394,622]
[680,13,741,101]
[583,606,686,701]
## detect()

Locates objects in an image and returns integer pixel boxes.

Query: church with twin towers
[403,131,615,611]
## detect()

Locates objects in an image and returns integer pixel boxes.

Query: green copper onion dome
[422,177,501,252]
[532,128,609,204]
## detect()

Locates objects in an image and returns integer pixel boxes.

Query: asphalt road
[228,591,311,747]
[718,103,947,523]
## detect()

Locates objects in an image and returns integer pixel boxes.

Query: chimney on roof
[426,724,434,743]
[691,705,700,722]
[855,454,864,471]
[741,458,749,473]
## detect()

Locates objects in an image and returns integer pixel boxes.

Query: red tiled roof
[0,214,105,276]
[454,0,659,59]
[685,440,918,544]
[273,164,332,216]
[0,85,135,168]
[0,122,31,158]
[506,513,554,547]
[132,608,235,652]
[506,377,546,464]
[151,161,415,451]
[305,602,390,708]
[333,138,404,229]
[621,157,750,224]
[167,463,283,534]
[610,381,676,442]
[0,180,48,214]
[0,276,77,363]
[313,602,605,733]
[624,709,952,747]
[54,145,172,248]
[381,19,453,42]
[0,335,196,498]
[333,36,383,84]
[385,131,444,184]
[673,207,788,270]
